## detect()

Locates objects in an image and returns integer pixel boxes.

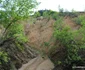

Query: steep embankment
[18,18,55,70]
[25,17,80,54]
[0,16,80,70]
[18,17,81,70]
[25,18,55,54]
[24,17,81,70]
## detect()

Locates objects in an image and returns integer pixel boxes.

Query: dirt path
[18,56,54,70]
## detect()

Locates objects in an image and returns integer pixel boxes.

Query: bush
[33,12,41,18]
[73,15,85,25]
[0,50,9,64]
[54,17,81,66]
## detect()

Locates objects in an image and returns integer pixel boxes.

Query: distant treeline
[38,10,57,16]
[33,10,59,20]
[33,9,80,19]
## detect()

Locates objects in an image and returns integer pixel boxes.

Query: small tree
[34,11,40,17]
[54,17,81,66]
[0,0,38,67]
[0,0,38,42]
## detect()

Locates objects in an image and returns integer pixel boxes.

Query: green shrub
[0,50,9,64]
[54,17,81,65]
[33,12,41,18]
[7,23,28,43]
[73,15,85,25]
[44,42,50,47]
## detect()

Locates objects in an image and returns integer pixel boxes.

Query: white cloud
[36,0,85,11]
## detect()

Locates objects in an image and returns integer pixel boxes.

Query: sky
[36,0,85,11]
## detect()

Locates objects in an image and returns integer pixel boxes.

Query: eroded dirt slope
[25,17,80,53]
[25,18,55,53]
[64,17,80,30]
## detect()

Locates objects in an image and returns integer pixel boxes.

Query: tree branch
[3,18,17,36]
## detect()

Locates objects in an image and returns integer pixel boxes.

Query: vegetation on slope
[0,1,85,69]
[0,0,38,69]
[53,15,85,69]
[33,9,85,69]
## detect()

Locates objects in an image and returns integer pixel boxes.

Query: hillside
[25,18,55,54]
[1,10,85,70]
[24,15,80,54]
[24,12,85,70]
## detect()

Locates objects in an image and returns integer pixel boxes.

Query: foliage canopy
[0,0,38,42]
[0,0,38,66]
[54,16,85,66]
